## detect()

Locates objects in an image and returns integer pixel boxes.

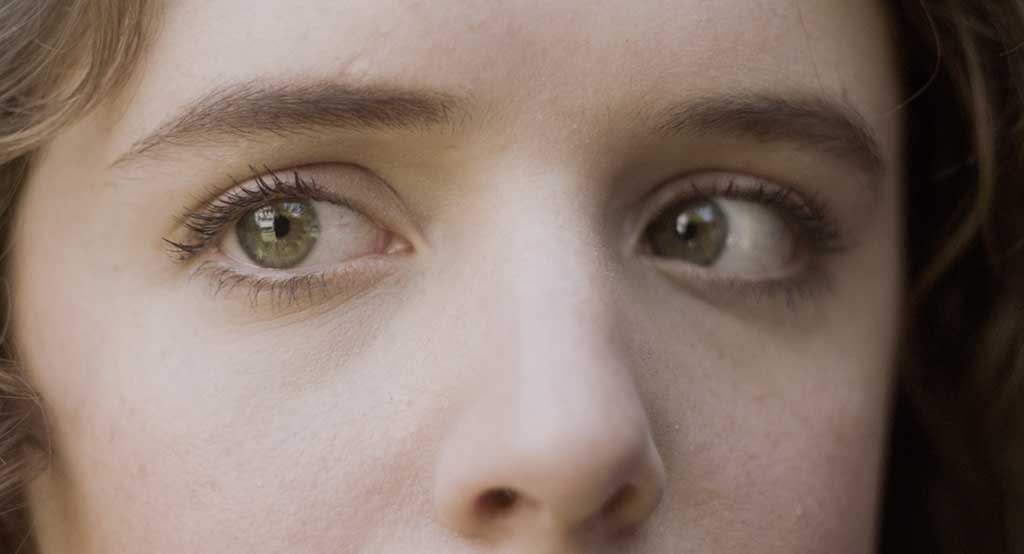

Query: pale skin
[12,1,903,552]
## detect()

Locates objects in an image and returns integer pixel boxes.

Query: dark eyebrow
[112,80,468,168]
[114,81,885,182]
[652,93,886,181]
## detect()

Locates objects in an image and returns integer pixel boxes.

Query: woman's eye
[644,197,799,277]
[224,198,390,270]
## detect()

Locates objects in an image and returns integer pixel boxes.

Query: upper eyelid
[638,173,812,217]
[185,167,345,216]
[214,169,347,212]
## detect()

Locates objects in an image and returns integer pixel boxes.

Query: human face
[14,1,903,552]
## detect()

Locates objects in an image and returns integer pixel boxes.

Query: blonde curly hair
[0,1,155,551]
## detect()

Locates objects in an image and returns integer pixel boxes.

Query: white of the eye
[712,198,798,276]
[297,201,386,267]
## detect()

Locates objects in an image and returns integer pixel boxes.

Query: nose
[431,202,666,545]
[433,391,665,542]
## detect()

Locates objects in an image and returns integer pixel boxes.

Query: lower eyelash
[190,253,405,311]
[709,262,834,310]
[193,261,334,309]
[647,254,835,314]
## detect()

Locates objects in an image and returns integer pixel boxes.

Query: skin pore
[11,1,903,553]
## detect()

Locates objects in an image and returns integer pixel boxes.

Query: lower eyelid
[643,255,834,313]
[189,254,406,310]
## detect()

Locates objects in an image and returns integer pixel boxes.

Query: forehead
[133,1,898,127]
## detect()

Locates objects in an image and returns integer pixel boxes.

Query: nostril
[476,488,519,516]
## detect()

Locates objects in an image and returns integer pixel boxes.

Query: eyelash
[165,168,349,261]
[169,169,847,309]
[191,260,336,308]
[656,176,847,256]
[165,168,363,307]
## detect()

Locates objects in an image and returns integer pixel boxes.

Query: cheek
[634,327,891,552]
[7,155,442,551]
[18,292,431,551]
[6,187,419,549]
[680,378,887,549]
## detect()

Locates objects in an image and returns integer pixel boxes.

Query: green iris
[236,200,320,268]
[645,198,728,266]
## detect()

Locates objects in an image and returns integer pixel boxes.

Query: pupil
[676,214,699,241]
[273,215,291,239]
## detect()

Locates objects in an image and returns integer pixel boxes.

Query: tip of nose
[434,426,667,541]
